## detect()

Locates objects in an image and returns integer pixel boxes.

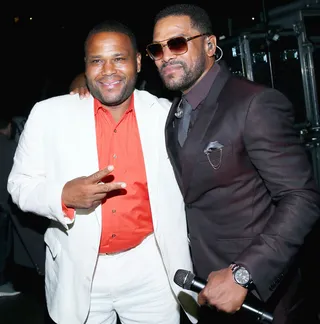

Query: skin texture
[85,32,141,122]
[152,16,216,94]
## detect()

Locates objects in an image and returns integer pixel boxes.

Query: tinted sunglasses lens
[167,37,188,55]
[147,44,163,60]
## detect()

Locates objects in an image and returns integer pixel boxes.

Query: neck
[182,60,215,95]
[102,99,131,123]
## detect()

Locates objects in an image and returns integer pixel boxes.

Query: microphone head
[174,269,195,290]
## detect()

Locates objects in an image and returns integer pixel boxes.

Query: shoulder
[224,76,266,97]
[134,89,172,111]
[23,94,93,133]
[222,75,289,106]
[33,93,89,110]
[28,94,92,119]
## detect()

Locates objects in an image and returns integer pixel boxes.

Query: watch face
[234,268,250,285]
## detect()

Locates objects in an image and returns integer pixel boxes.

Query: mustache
[160,60,185,72]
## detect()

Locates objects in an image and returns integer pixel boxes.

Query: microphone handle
[191,278,273,323]
[191,279,206,292]
[241,303,274,323]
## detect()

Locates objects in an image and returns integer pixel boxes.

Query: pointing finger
[87,166,114,183]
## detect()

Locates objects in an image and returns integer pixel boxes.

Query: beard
[159,54,207,92]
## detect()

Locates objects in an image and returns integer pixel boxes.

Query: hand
[69,72,90,99]
[198,267,248,313]
[62,165,126,209]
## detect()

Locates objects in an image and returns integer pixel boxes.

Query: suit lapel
[182,66,231,196]
[134,91,160,226]
[134,91,160,174]
[71,96,102,225]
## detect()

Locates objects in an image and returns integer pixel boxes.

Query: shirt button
[112,209,116,213]
[114,129,117,133]
[113,154,117,159]
[111,234,116,238]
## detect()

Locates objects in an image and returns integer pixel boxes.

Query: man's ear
[206,35,217,57]
[137,52,142,73]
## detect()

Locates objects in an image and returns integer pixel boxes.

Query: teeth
[104,81,120,86]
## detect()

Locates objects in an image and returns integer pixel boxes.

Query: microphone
[174,269,274,323]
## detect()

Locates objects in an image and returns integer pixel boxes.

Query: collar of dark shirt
[184,62,220,110]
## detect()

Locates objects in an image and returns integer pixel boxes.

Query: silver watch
[230,263,253,289]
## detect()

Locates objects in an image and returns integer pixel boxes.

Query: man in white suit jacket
[8,20,198,324]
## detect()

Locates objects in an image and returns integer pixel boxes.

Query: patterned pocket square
[204,141,224,170]
[204,141,224,154]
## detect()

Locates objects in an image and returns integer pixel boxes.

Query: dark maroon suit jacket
[165,62,320,307]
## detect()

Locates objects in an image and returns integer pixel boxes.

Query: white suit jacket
[8,89,198,324]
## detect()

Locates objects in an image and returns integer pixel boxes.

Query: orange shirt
[95,95,153,253]
[64,94,154,253]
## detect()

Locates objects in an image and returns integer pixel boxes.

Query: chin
[161,76,176,90]
[166,79,186,92]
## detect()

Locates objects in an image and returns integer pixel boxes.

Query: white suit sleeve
[7,103,73,229]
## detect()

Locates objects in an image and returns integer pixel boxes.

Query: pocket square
[204,141,224,155]
[204,141,224,170]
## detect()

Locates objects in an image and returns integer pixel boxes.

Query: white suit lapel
[133,90,161,227]
[70,96,102,225]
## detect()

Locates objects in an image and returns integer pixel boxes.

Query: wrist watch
[230,263,253,289]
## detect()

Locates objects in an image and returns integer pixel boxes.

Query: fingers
[70,87,90,99]
[97,182,126,193]
[93,193,109,201]
[79,87,90,99]
[87,166,115,183]
[91,200,103,210]
[198,292,207,306]
[88,166,126,195]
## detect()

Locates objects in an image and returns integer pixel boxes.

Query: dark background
[4,0,296,117]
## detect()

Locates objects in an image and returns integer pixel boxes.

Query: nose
[101,61,116,75]
[161,44,176,63]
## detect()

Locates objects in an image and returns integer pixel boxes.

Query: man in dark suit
[147,3,320,324]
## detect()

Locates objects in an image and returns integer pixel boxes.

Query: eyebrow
[87,52,128,59]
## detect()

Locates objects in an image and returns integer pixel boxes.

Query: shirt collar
[184,62,220,109]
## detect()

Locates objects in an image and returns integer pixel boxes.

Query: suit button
[269,282,276,290]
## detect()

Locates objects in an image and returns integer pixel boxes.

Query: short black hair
[84,19,138,54]
[154,4,213,35]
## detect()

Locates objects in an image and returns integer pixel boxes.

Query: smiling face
[85,31,141,107]
[152,15,216,93]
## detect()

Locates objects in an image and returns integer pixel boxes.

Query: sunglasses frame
[146,33,209,61]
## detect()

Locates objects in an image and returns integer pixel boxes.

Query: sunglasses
[146,33,209,61]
